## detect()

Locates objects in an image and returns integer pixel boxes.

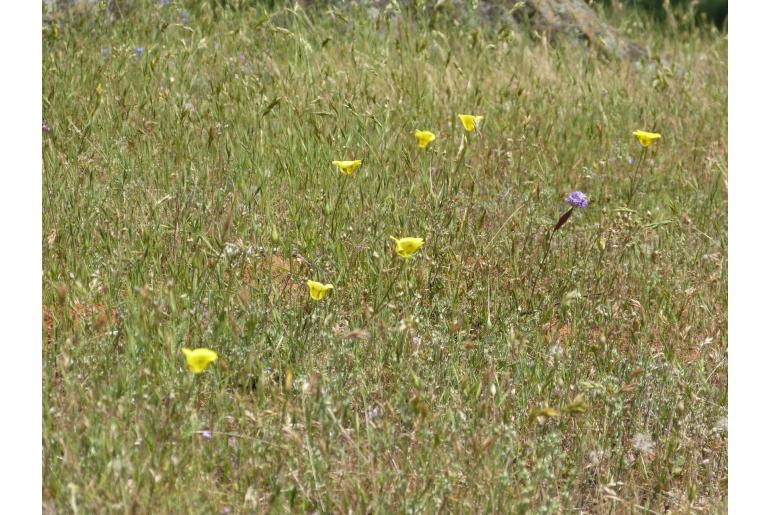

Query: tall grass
[43,1,727,512]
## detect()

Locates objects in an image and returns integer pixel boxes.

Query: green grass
[43,1,727,512]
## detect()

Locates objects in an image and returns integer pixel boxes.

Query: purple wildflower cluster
[565,191,589,209]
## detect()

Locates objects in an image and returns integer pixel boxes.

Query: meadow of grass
[42,1,727,512]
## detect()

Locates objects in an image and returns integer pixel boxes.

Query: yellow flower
[632,130,661,147]
[181,348,218,374]
[414,130,436,149]
[458,114,483,132]
[390,236,425,258]
[332,160,362,175]
[307,280,334,300]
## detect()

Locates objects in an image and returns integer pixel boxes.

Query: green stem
[528,227,556,310]
[329,175,350,238]
[444,133,468,202]
[427,152,438,201]
[627,147,648,202]
[372,259,405,316]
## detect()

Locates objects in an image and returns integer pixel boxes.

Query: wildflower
[307,280,334,301]
[42,119,50,134]
[632,130,661,147]
[553,192,588,232]
[134,47,144,58]
[458,114,483,132]
[332,160,362,175]
[564,191,589,209]
[414,130,436,149]
[179,9,190,25]
[390,236,424,258]
[181,347,218,374]
[201,430,213,439]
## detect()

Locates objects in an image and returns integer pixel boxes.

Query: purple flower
[159,0,171,6]
[179,9,190,25]
[134,47,144,58]
[42,119,51,134]
[565,191,589,209]
[222,508,231,514]
[201,430,212,439]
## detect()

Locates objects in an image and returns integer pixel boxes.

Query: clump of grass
[43,2,726,513]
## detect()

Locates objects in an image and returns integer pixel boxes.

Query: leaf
[564,394,587,415]
[261,97,281,117]
[553,208,573,232]
[254,14,270,28]
[284,368,293,390]
[528,405,560,423]
[344,329,370,340]
[538,406,560,418]
[562,289,582,306]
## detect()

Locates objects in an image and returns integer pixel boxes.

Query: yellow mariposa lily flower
[414,130,436,149]
[307,280,334,300]
[390,236,425,258]
[181,347,218,374]
[458,114,483,132]
[632,130,661,147]
[332,160,362,175]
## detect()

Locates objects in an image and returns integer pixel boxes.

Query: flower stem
[427,152,438,200]
[372,259,405,316]
[528,227,556,309]
[627,147,648,202]
[329,175,350,238]
[527,206,573,312]
[445,133,468,201]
